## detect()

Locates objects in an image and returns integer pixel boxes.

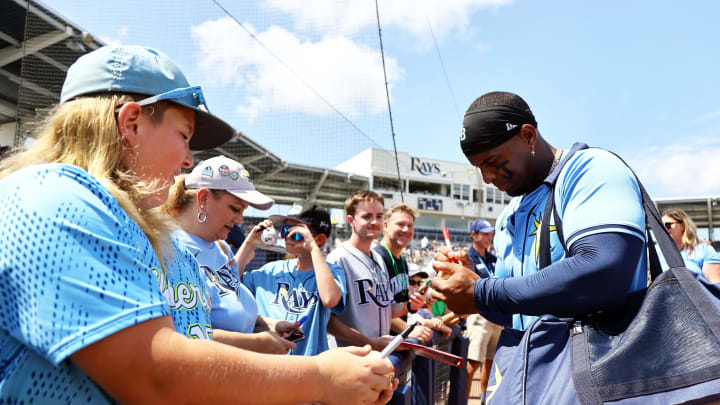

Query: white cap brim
[227,189,274,210]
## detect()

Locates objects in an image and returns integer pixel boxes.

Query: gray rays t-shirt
[327,242,393,345]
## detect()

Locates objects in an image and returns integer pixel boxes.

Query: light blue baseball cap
[60,45,234,150]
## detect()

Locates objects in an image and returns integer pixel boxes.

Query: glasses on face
[115,86,209,113]
[281,223,316,241]
[408,280,423,287]
[664,221,678,230]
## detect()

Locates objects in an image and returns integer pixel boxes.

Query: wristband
[406,301,413,313]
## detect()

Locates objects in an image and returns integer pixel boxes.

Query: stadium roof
[0,0,104,127]
[2,0,368,208]
[192,135,369,209]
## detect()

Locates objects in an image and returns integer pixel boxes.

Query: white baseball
[260,227,278,245]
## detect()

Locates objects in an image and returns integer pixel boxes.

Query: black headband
[460,105,537,156]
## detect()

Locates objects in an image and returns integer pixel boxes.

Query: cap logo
[506,123,517,131]
[230,171,239,180]
[240,170,253,184]
[202,166,213,177]
[460,127,466,141]
[218,165,230,176]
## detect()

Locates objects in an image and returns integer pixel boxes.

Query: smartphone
[418,279,432,295]
[287,331,305,343]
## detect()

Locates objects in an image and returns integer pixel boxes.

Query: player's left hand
[434,246,473,272]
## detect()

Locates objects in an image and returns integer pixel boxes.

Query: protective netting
[14,0,401,204]
[9,0,507,252]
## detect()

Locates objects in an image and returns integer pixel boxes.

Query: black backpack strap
[646,229,663,281]
[538,142,587,269]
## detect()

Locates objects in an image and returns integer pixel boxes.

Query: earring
[197,205,208,223]
[531,145,535,157]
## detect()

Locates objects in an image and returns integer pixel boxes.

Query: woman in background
[662,207,720,282]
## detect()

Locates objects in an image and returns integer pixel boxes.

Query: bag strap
[538,142,587,269]
[217,240,236,268]
[538,144,685,280]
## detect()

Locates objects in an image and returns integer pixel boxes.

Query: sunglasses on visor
[115,86,209,113]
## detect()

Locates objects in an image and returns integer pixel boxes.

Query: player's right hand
[429,261,480,315]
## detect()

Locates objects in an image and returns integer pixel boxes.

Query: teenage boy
[327,191,395,350]
[242,206,345,356]
[374,204,431,342]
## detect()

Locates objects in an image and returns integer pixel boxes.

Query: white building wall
[336,148,512,230]
[0,122,15,147]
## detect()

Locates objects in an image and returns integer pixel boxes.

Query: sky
[41,0,720,200]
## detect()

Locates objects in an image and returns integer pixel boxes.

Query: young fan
[242,206,346,355]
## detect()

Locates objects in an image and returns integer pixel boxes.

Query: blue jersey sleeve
[0,165,169,365]
[329,263,347,314]
[696,243,720,266]
[555,149,645,248]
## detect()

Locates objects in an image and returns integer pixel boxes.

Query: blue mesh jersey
[158,235,213,340]
[242,259,346,356]
[493,149,648,331]
[175,230,257,334]
[0,164,211,403]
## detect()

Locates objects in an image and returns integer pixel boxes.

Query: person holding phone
[242,206,347,356]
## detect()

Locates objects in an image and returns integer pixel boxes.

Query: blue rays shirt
[493,147,648,331]
[243,258,346,356]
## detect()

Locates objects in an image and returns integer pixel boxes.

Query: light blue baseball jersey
[175,230,258,333]
[493,148,647,331]
[683,243,720,272]
[660,242,720,274]
[242,259,346,356]
[158,235,214,339]
[0,164,211,403]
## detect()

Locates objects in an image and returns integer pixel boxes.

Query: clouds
[629,138,720,197]
[98,24,128,47]
[261,0,513,46]
[191,17,402,120]
[189,0,513,121]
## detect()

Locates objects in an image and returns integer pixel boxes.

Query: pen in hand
[379,321,419,358]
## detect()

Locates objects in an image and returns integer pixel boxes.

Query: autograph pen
[379,321,419,358]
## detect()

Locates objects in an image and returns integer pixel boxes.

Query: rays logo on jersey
[528,213,557,264]
[354,278,391,308]
[271,282,319,314]
[200,262,239,297]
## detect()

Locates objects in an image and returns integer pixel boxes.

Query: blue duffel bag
[486,146,720,405]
